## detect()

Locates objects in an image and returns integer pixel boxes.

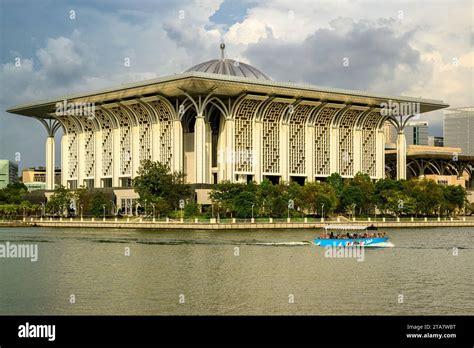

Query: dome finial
[220,42,225,60]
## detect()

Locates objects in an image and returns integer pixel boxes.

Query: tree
[441,185,467,216]
[132,160,191,215]
[404,178,443,216]
[298,182,337,216]
[233,190,255,218]
[209,181,245,218]
[374,178,403,214]
[46,185,72,216]
[90,192,112,218]
[327,173,344,199]
[184,201,200,218]
[0,182,28,204]
[348,172,375,214]
[340,185,364,215]
[73,186,91,216]
[385,191,416,216]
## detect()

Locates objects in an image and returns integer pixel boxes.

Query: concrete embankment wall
[16,220,474,230]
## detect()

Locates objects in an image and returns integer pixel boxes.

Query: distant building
[0,160,19,189]
[385,145,474,189]
[22,167,61,191]
[428,136,444,147]
[24,182,46,192]
[404,121,429,146]
[444,107,474,154]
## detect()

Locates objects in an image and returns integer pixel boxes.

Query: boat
[314,225,394,248]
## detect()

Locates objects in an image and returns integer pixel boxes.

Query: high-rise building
[0,160,19,189]
[444,107,474,154]
[404,121,429,145]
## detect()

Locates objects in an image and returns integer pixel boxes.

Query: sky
[0,0,473,171]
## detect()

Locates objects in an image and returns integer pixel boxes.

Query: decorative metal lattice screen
[129,103,152,164]
[338,109,363,176]
[262,102,287,174]
[94,109,114,177]
[361,111,380,177]
[82,118,95,178]
[288,104,313,175]
[314,107,339,176]
[234,99,262,173]
[149,100,174,167]
[61,117,78,179]
[110,107,132,176]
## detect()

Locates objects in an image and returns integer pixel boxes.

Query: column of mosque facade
[55,95,386,189]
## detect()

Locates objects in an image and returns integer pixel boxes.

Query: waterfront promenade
[5,216,474,229]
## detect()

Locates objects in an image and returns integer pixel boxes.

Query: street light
[352,203,356,221]
[102,204,106,221]
[374,205,377,221]
[40,202,45,218]
[80,204,83,221]
[179,199,185,222]
[321,203,325,220]
[251,203,254,222]
[287,199,294,221]
[151,203,155,221]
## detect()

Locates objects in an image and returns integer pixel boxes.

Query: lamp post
[374,205,377,222]
[80,204,83,221]
[144,199,148,218]
[251,203,254,223]
[352,203,356,221]
[40,202,45,218]
[152,203,155,222]
[102,204,106,221]
[287,199,294,223]
[179,199,184,222]
[321,203,325,222]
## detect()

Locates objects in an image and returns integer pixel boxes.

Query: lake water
[0,226,472,315]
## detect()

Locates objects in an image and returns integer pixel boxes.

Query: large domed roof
[185,43,271,80]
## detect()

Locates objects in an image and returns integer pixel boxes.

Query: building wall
[444,108,474,154]
[404,121,429,146]
[22,167,61,185]
[424,174,465,188]
[0,160,18,189]
[56,97,386,204]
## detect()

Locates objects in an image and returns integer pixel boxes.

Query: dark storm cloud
[245,18,431,96]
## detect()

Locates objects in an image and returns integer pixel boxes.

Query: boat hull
[314,237,393,248]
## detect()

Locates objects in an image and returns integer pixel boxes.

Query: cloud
[245,18,428,94]
[0,0,472,169]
